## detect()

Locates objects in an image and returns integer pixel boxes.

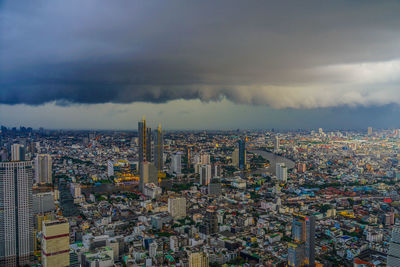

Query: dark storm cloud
[1,0,400,108]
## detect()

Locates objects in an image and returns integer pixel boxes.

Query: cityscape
[1,123,400,266]
[2,1,400,267]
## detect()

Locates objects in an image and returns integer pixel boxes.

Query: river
[250,149,295,175]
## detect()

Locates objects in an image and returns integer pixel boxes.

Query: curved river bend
[250,149,295,175]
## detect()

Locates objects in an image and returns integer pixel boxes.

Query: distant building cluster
[1,124,400,266]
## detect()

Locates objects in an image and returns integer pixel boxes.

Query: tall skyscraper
[153,124,164,173]
[41,218,70,267]
[200,206,218,235]
[276,163,287,182]
[35,154,52,184]
[238,138,246,170]
[170,153,182,175]
[168,197,186,219]
[186,146,191,168]
[0,161,34,266]
[274,136,280,153]
[107,160,114,177]
[11,144,25,161]
[288,213,315,267]
[232,148,239,167]
[146,127,152,162]
[387,227,400,267]
[199,164,212,185]
[189,252,209,267]
[138,118,151,165]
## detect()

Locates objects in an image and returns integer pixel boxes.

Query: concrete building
[232,148,239,167]
[208,181,222,195]
[200,153,210,165]
[33,192,56,215]
[42,219,70,267]
[107,160,114,177]
[35,154,52,184]
[168,197,186,219]
[149,242,157,258]
[368,126,373,135]
[387,227,400,267]
[274,136,280,153]
[153,124,164,172]
[0,161,33,267]
[138,118,152,168]
[140,162,158,192]
[276,163,287,182]
[288,213,315,267]
[11,143,25,161]
[238,138,246,170]
[199,164,212,186]
[82,247,114,267]
[143,183,162,199]
[189,252,209,267]
[170,153,182,175]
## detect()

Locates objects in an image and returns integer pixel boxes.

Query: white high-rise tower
[0,161,34,266]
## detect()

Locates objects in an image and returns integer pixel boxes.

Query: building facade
[0,161,34,267]
[35,154,52,184]
[42,219,70,267]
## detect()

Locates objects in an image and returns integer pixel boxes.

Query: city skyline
[3,1,400,266]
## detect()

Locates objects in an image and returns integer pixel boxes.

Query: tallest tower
[138,117,147,164]
[0,161,34,267]
[154,124,163,173]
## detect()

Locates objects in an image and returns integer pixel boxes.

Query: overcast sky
[1,0,400,130]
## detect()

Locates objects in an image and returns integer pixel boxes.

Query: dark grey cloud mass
[1,0,400,108]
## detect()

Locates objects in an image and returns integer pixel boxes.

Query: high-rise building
[168,197,186,219]
[0,161,34,267]
[186,146,191,167]
[35,154,52,184]
[107,160,114,177]
[41,219,70,267]
[232,148,239,167]
[200,206,218,235]
[288,243,305,267]
[149,242,157,258]
[288,213,315,267]
[199,164,212,185]
[212,163,222,178]
[170,153,182,175]
[146,127,152,162]
[139,162,158,192]
[368,127,373,136]
[70,183,82,199]
[200,153,210,165]
[274,136,280,153]
[153,124,164,173]
[33,192,56,215]
[208,180,222,195]
[387,227,400,267]
[138,118,152,166]
[170,236,179,252]
[189,252,209,267]
[238,138,246,170]
[276,163,287,182]
[11,143,25,161]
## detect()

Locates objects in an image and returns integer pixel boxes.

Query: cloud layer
[1,0,400,108]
